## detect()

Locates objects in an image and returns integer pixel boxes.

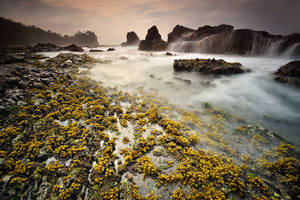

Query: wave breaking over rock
[167,24,300,58]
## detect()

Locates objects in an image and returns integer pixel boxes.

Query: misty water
[46,47,300,146]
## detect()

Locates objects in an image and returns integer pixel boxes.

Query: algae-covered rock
[173,58,245,75]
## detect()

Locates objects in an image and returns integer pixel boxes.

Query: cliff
[167,24,300,57]
[0,17,100,47]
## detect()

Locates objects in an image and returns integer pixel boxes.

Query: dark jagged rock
[165,52,174,56]
[107,48,115,51]
[167,25,194,43]
[89,49,104,52]
[168,24,233,43]
[277,34,300,57]
[167,24,300,57]
[173,58,245,75]
[59,44,84,52]
[121,31,140,46]
[274,60,300,86]
[139,26,167,51]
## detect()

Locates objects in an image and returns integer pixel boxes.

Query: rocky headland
[0,17,99,48]
[167,24,300,57]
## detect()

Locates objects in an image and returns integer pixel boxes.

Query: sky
[0,0,300,44]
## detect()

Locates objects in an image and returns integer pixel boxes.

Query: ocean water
[44,46,300,146]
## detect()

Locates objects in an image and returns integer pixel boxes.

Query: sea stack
[139,25,167,51]
[121,31,140,46]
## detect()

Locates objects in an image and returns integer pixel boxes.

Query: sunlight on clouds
[1,0,299,44]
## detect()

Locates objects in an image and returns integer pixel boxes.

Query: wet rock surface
[0,51,299,200]
[274,60,300,86]
[174,58,245,75]
[139,26,167,51]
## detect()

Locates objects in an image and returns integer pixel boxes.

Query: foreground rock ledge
[0,52,299,200]
[173,58,245,74]
[275,60,300,86]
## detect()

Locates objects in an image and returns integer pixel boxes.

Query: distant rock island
[167,24,300,58]
[0,17,99,47]
[139,26,167,51]
[121,31,140,46]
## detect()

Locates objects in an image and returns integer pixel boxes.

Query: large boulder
[139,26,167,51]
[121,31,140,46]
[173,58,245,75]
[274,60,300,86]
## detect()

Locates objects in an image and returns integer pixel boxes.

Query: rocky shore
[173,58,246,75]
[0,51,299,200]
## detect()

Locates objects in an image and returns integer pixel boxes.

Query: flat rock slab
[173,58,245,75]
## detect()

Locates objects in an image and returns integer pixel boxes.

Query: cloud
[1,0,300,44]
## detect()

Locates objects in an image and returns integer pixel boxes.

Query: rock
[33,82,44,89]
[0,54,23,64]
[28,43,59,52]
[173,58,245,75]
[139,26,167,51]
[5,77,21,86]
[89,49,103,52]
[174,77,192,84]
[5,89,25,101]
[121,31,140,46]
[120,56,128,60]
[167,24,233,43]
[107,48,115,51]
[59,44,84,52]
[274,60,300,86]
[125,173,134,182]
[167,24,300,57]
[165,52,174,56]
